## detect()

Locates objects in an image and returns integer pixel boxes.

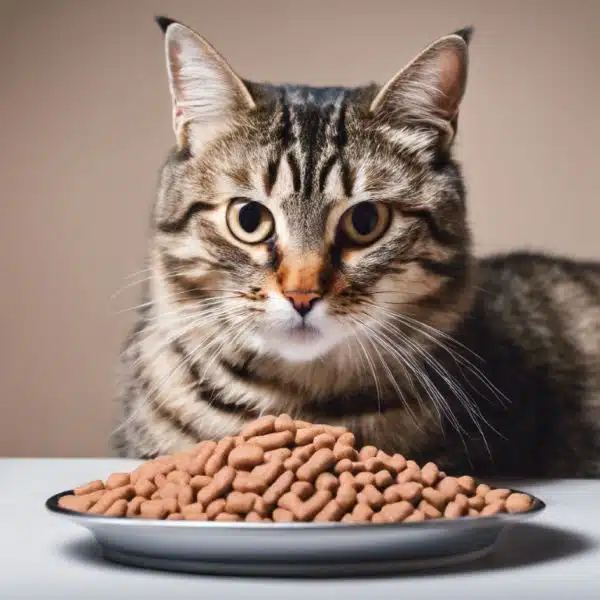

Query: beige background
[1,0,599,457]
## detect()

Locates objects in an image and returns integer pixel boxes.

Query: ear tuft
[452,26,474,45]
[155,15,179,34]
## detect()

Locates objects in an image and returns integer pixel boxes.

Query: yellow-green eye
[226,199,275,244]
[339,201,391,246]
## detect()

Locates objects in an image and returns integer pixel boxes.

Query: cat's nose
[283,291,321,317]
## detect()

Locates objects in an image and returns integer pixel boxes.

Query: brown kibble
[354,471,375,489]
[166,513,184,520]
[358,484,385,510]
[468,495,485,510]
[364,457,385,473]
[196,466,236,505]
[374,470,394,489]
[291,481,315,500]
[177,485,195,508]
[249,430,295,451]
[338,471,355,487]
[455,493,469,512]
[404,509,426,523]
[126,496,146,517]
[174,454,192,472]
[204,437,236,476]
[468,508,479,517]
[139,500,168,520]
[272,508,295,522]
[59,494,98,512]
[396,467,421,484]
[421,488,447,511]
[241,415,277,439]
[228,443,265,470]
[188,441,217,476]
[264,448,292,462]
[437,477,461,501]
[134,479,157,499]
[157,482,180,500]
[262,470,295,505]
[314,500,345,522]
[419,500,443,519]
[181,503,205,517]
[278,490,333,521]
[387,454,407,474]
[505,493,533,513]
[315,472,339,493]
[296,448,336,482]
[336,484,358,512]
[295,427,325,446]
[294,420,312,429]
[337,432,356,447]
[154,473,167,488]
[105,499,128,517]
[481,500,506,516]
[166,470,191,485]
[341,513,355,523]
[106,473,130,490]
[226,492,257,515]
[320,424,349,437]
[190,475,212,491]
[351,503,374,522]
[420,462,440,487]
[274,414,297,434]
[215,513,243,522]
[162,498,178,514]
[333,443,358,461]
[185,512,209,521]
[485,488,511,504]
[88,486,135,514]
[396,482,423,503]
[245,511,263,522]
[252,460,285,486]
[334,458,353,474]
[74,480,104,496]
[476,483,491,497]
[313,433,337,450]
[444,501,464,519]
[359,446,378,460]
[253,497,270,517]
[206,499,227,519]
[457,475,476,495]
[378,500,414,523]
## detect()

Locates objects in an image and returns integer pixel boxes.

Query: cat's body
[113,18,600,478]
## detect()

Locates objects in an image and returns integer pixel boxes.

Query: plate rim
[45,487,546,530]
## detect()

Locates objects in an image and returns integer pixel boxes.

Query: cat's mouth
[287,322,321,341]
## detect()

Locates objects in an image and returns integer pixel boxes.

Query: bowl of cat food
[46,415,545,576]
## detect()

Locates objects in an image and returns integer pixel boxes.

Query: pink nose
[283,291,321,317]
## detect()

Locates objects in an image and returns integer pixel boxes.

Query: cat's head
[151,16,474,364]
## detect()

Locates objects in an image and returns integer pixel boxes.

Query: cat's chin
[258,328,343,363]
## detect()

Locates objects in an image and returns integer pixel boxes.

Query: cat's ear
[156,16,255,152]
[369,27,473,147]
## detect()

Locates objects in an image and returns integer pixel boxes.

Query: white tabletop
[1,458,599,599]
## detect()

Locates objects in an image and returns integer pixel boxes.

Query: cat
[113,16,600,478]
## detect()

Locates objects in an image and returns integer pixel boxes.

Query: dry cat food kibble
[58,416,535,523]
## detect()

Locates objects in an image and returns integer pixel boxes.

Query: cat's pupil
[352,203,378,236]
[239,202,261,233]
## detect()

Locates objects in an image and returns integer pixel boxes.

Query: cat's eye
[226,199,275,244]
[339,202,391,246]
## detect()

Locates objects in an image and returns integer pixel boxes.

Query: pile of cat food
[58,415,533,523]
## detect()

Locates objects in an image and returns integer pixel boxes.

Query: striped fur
[113,18,600,477]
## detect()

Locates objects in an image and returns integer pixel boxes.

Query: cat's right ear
[156,16,255,153]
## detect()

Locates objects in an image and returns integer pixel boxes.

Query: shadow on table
[59,523,594,579]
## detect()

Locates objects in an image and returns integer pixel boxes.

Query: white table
[1,459,599,599]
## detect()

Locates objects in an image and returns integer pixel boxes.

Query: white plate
[46,489,545,577]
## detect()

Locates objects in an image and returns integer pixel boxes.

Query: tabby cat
[114,16,600,478]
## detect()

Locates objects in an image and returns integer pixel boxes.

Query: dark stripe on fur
[401,209,461,246]
[157,202,215,234]
[318,155,338,193]
[286,152,302,193]
[264,157,281,196]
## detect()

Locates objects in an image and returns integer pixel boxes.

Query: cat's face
[152,18,474,365]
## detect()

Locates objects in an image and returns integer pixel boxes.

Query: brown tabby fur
[113,17,600,478]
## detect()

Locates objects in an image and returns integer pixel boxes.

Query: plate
[46,488,545,577]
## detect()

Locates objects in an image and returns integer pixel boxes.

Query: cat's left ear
[156,16,255,153]
[369,27,473,148]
